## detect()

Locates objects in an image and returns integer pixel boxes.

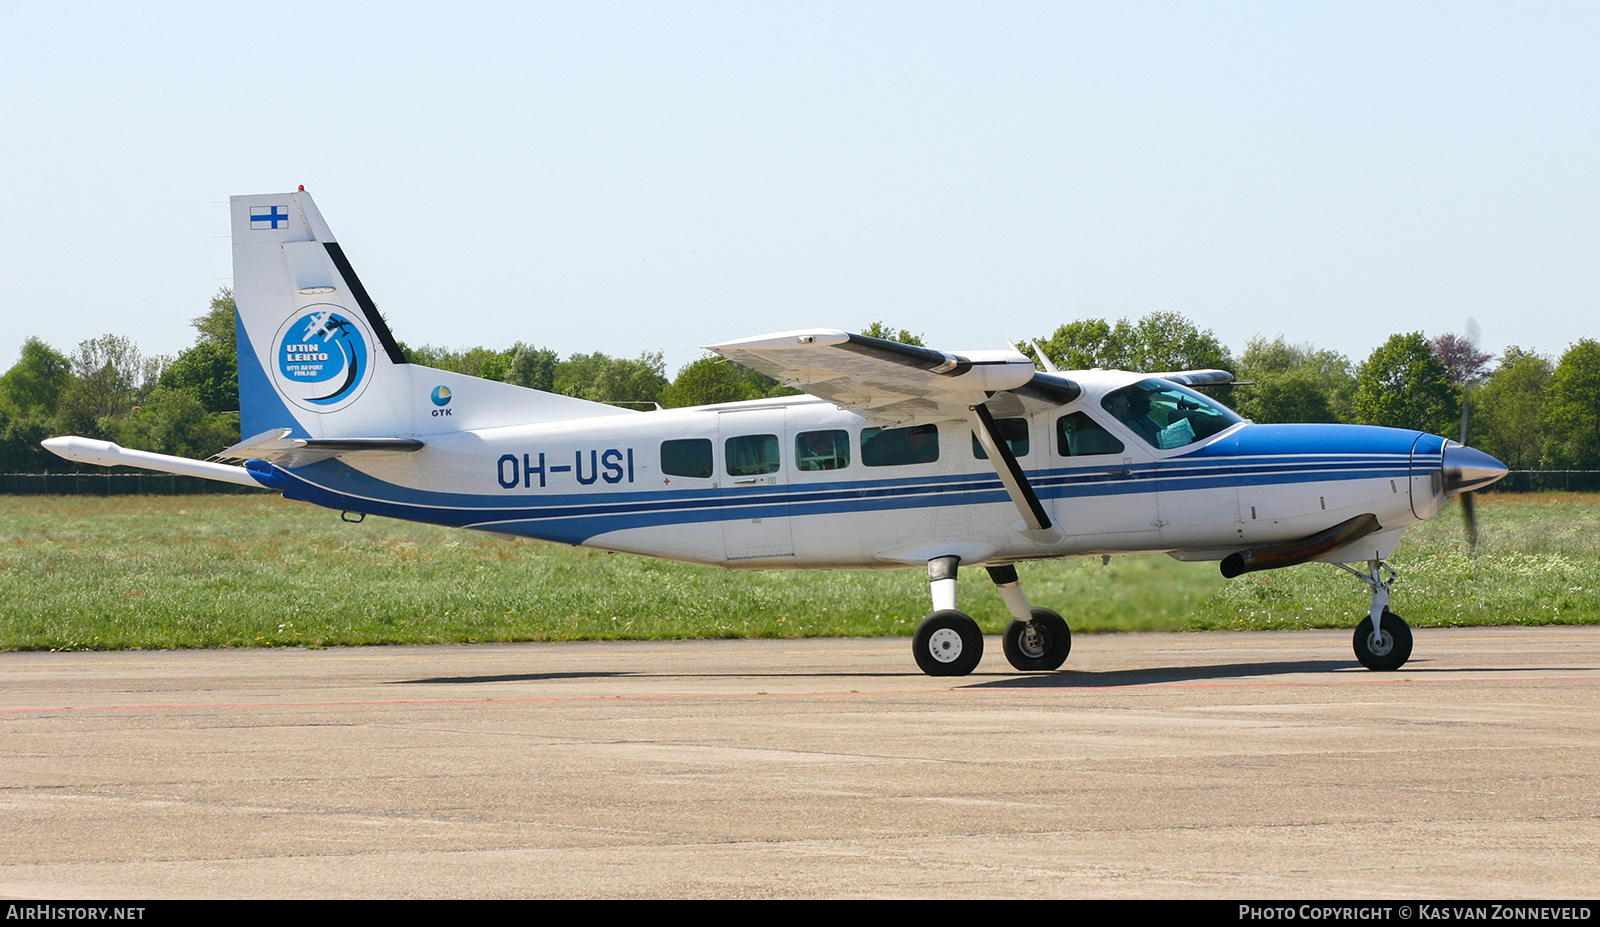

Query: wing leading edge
[706,329,1078,425]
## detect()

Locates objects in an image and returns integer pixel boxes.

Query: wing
[706,329,1079,424]
[1148,368,1236,386]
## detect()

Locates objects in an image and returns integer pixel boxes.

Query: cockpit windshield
[1100,379,1242,450]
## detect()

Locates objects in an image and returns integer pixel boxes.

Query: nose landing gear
[1334,559,1413,671]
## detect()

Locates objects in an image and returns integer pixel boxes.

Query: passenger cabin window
[861,424,940,467]
[971,417,1030,459]
[1101,379,1243,450]
[1056,412,1125,457]
[725,434,780,476]
[795,430,850,471]
[660,438,714,478]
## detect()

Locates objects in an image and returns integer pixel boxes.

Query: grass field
[3,492,1597,650]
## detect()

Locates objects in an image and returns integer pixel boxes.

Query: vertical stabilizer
[230,190,629,441]
[231,191,409,439]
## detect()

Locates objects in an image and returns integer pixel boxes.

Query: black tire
[913,610,984,676]
[1002,607,1072,671]
[1353,609,1413,671]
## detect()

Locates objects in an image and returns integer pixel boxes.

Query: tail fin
[230,190,626,440]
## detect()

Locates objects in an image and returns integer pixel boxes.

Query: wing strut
[967,403,1055,534]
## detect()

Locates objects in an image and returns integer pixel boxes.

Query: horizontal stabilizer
[213,428,425,467]
[41,437,264,488]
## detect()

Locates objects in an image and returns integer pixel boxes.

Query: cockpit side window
[1101,379,1242,449]
[1056,412,1124,457]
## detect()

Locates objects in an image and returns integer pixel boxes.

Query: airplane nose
[1442,443,1509,495]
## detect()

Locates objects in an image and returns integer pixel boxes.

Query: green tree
[1234,371,1340,424]
[114,387,239,458]
[505,343,559,391]
[0,337,73,418]
[1542,339,1600,470]
[554,351,668,406]
[1233,335,1354,423]
[1121,311,1233,374]
[404,344,516,380]
[860,322,924,346]
[56,334,156,436]
[0,409,57,471]
[1032,312,1232,374]
[160,341,237,414]
[1032,318,1118,369]
[661,356,765,408]
[192,288,237,351]
[1473,346,1551,471]
[1352,333,1460,436]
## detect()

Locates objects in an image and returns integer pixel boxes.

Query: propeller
[1451,318,1487,552]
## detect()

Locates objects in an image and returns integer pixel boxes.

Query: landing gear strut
[910,558,1072,676]
[1334,559,1413,671]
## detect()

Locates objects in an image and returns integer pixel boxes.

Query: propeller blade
[1458,316,1482,446]
[1461,490,1479,552]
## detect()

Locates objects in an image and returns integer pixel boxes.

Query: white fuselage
[264,371,1439,573]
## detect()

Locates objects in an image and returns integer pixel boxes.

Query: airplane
[43,189,1511,676]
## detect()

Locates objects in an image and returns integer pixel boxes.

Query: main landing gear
[1334,559,1413,671]
[912,557,1071,676]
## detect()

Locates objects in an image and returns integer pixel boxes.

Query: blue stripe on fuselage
[247,422,1430,546]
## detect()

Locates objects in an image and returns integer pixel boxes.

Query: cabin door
[717,408,794,560]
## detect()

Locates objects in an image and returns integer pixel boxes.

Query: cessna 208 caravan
[45,189,1510,676]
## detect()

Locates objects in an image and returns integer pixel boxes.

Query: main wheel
[1002,607,1072,671]
[913,609,984,676]
[1353,609,1413,671]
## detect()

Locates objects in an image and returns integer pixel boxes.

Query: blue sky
[2,2,1595,377]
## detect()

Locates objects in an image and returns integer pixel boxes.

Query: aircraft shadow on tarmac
[969,659,1364,688]
[394,659,1381,687]
[397,672,637,684]
[392,657,1586,688]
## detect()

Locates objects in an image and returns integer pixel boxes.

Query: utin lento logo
[274,306,372,412]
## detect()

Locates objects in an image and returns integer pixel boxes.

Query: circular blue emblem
[431,385,452,406]
[274,308,371,410]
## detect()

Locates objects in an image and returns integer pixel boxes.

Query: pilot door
[717,408,794,560]
[1048,407,1163,550]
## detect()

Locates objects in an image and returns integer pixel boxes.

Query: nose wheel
[1335,559,1413,671]
[1353,609,1413,671]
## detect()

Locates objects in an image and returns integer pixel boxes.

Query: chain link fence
[1488,471,1600,493]
[0,472,267,495]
